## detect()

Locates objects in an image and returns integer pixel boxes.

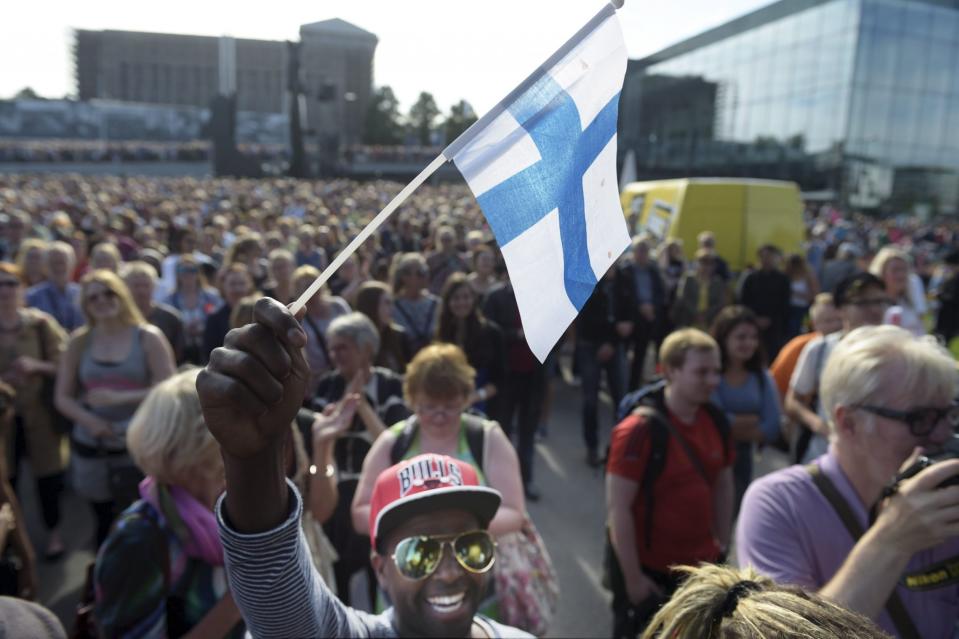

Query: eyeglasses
[857,403,959,437]
[177,267,199,275]
[85,290,118,304]
[391,530,496,580]
[416,404,461,419]
[848,297,892,309]
[0,280,19,289]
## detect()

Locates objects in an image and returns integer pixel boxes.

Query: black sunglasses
[0,280,19,288]
[391,530,496,580]
[857,403,959,437]
[85,290,118,304]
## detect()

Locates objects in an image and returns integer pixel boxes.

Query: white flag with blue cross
[444,4,630,362]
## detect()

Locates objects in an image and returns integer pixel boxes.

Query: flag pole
[289,153,448,315]
[289,0,625,315]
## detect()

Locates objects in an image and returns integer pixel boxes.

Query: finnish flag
[444,5,630,362]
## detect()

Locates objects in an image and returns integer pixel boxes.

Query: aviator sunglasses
[391,530,496,580]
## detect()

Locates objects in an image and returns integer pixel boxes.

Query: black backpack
[613,381,731,549]
[389,414,489,470]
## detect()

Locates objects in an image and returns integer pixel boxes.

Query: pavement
[19,369,788,638]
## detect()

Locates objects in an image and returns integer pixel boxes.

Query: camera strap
[805,463,921,639]
[902,556,959,591]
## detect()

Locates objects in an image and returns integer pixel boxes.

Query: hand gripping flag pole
[292,0,628,362]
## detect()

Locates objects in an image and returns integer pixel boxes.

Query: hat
[369,454,501,553]
[834,272,884,307]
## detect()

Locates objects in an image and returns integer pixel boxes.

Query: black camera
[896,436,959,489]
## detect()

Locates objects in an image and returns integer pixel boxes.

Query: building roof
[633,0,958,69]
[300,18,377,41]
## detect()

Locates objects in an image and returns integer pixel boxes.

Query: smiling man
[197,298,532,638]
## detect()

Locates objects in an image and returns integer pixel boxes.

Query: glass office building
[620,0,959,214]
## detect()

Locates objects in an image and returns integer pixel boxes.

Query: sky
[0,0,771,114]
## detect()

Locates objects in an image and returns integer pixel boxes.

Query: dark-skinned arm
[197,298,309,534]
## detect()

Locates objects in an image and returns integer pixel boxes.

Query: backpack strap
[805,464,920,639]
[461,414,488,472]
[388,413,490,475]
[389,416,419,465]
[701,402,732,463]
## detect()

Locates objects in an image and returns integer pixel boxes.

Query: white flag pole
[289,154,447,315]
[289,0,626,315]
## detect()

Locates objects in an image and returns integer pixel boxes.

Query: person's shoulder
[373,366,403,385]
[24,281,50,300]
[98,502,167,564]
[476,615,536,638]
[741,464,814,513]
[152,302,182,320]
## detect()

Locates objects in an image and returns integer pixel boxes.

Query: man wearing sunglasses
[737,324,959,638]
[197,298,532,638]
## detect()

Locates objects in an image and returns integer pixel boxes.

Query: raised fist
[197,298,309,460]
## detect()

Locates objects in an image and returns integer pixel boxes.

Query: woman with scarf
[93,369,243,638]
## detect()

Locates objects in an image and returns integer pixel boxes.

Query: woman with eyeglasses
[164,255,222,365]
[0,262,69,563]
[55,270,176,547]
[305,312,410,607]
[351,343,525,538]
[390,253,440,355]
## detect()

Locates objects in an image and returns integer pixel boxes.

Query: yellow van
[620,178,805,272]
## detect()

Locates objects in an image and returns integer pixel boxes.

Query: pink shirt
[736,449,959,638]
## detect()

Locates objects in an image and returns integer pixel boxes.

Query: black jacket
[617,260,667,319]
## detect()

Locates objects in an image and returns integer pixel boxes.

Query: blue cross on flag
[446,6,630,362]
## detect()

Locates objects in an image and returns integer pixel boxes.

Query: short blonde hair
[659,328,719,371]
[642,563,892,639]
[90,242,121,272]
[120,260,157,281]
[403,343,475,404]
[293,265,321,297]
[820,325,958,436]
[127,368,218,484]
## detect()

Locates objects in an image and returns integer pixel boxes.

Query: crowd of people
[0,172,957,638]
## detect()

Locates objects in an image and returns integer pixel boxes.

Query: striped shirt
[215,481,532,638]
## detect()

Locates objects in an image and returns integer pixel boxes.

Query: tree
[408,92,440,146]
[443,100,478,143]
[14,87,40,100]
[363,86,404,145]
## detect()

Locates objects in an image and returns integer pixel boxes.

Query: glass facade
[620,0,959,214]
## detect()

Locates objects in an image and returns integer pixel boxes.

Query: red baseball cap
[369,454,501,552]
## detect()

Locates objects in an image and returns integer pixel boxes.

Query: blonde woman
[869,247,925,336]
[15,238,47,288]
[89,242,122,273]
[94,369,243,638]
[640,564,891,639]
[54,270,176,546]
